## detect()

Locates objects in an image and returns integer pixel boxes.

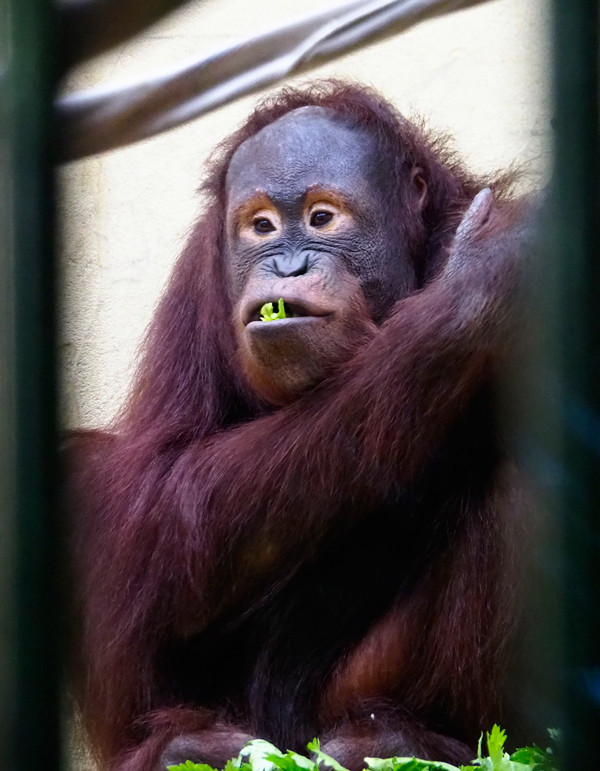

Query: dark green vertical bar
[0,0,61,767]
[551,0,600,764]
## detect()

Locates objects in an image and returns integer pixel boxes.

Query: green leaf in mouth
[260,298,287,322]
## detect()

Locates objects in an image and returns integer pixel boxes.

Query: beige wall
[59,0,551,429]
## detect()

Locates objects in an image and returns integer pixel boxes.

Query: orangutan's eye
[253,217,276,234]
[310,210,334,228]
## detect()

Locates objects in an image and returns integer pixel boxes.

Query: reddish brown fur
[67,81,529,770]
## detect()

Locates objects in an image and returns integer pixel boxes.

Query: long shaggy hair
[68,80,523,769]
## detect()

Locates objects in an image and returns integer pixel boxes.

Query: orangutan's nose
[270,252,310,278]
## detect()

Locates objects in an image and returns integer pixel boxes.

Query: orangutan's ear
[411,166,428,211]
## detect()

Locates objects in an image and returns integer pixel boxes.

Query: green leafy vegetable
[507,728,561,771]
[238,739,285,771]
[260,298,287,321]
[459,725,559,771]
[459,724,516,771]
[366,758,456,771]
[307,738,347,771]
[167,726,560,771]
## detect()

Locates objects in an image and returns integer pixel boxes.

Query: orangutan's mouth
[243,298,331,326]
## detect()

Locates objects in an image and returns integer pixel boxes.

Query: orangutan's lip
[243,298,332,326]
[246,316,331,334]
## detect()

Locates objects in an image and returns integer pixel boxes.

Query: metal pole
[0,0,61,766]
[550,0,600,764]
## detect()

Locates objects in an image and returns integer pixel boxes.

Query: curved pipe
[56,0,489,162]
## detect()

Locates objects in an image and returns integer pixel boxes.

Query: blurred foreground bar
[551,0,600,764]
[0,0,61,767]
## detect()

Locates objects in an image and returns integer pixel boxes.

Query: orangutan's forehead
[225,107,384,208]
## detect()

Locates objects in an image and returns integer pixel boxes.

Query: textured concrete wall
[59,0,551,428]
